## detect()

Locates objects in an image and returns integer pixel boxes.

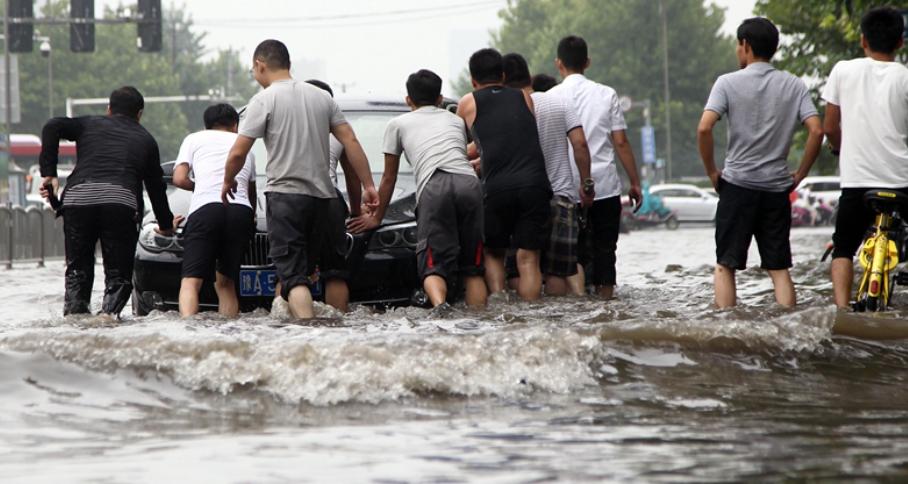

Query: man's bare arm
[697,111,722,189]
[331,123,378,212]
[567,127,594,206]
[611,129,642,206]
[222,135,256,204]
[456,93,477,130]
[339,153,363,217]
[172,163,195,191]
[824,103,842,152]
[348,154,400,234]
[794,116,825,189]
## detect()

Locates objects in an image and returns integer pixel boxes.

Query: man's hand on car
[347,213,380,234]
[155,214,184,236]
[361,186,380,215]
[221,177,238,204]
[40,176,59,199]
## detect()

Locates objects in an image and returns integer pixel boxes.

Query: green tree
[473,0,737,179]
[13,1,256,161]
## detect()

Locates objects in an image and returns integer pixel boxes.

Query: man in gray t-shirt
[698,18,823,310]
[222,40,378,319]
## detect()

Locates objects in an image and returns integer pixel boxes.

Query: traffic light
[8,0,34,53]
[70,0,95,53]
[137,0,162,53]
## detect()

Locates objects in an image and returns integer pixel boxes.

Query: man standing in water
[40,86,179,318]
[222,40,378,319]
[502,53,594,296]
[823,7,908,309]
[456,48,552,302]
[698,18,823,308]
[549,36,642,300]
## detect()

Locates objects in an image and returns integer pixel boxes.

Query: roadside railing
[0,205,66,268]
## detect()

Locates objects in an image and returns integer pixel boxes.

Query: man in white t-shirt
[173,104,256,317]
[822,7,908,309]
[548,35,642,300]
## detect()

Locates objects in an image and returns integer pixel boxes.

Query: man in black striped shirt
[40,86,179,317]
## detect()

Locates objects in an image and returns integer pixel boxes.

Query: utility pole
[659,0,673,182]
[3,6,11,208]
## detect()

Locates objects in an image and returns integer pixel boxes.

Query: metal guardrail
[0,204,65,267]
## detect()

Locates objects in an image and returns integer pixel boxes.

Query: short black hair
[861,7,905,54]
[502,53,531,89]
[557,35,588,71]
[532,74,558,92]
[253,39,291,70]
[203,103,239,130]
[406,69,442,107]
[469,48,504,85]
[736,17,779,60]
[305,79,334,97]
[109,86,144,118]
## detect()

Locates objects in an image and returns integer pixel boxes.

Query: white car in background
[797,176,840,206]
[650,183,718,222]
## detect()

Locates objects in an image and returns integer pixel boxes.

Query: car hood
[144,175,417,231]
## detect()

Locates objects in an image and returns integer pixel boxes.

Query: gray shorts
[416,171,485,282]
[265,192,349,300]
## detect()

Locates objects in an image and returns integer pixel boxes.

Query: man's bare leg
[597,285,615,299]
[567,264,586,296]
[714,264,736,308]
[464,275,488,309]
[484,249,507,294]
[515,249,542,301]
[424,275,447,307]
[831,257,854,309]
[325,279,349,313]
[545,275,568,296]
[287,285,314,319]
[178,277,204,318]
[214,273,240,317]
[767,268,796,308]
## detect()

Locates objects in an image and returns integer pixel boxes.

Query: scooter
[621,200,680,231]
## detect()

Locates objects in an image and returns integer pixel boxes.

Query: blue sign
[641,125,656,165]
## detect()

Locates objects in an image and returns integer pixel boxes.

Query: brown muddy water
[3,227,908,483]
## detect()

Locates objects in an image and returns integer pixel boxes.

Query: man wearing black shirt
[456,48,552,302]
[40,86,179,317]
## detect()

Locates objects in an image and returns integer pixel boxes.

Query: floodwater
[3,227,908,483]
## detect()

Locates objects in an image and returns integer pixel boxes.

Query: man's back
[61,115,157,192]
[177,130,255,215]
[531,91,581,200]
[705,63,817,192]
[239,79,346,198]
[471,85,549,194]
[822,58,908,188]
[549,74,625,199]
[384,106,476,203]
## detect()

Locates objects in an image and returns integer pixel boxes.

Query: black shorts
[714,178,792,271]
[484,185,552,250]
[832,187,908,259]
[541,197,579,277]
[266,192,349,300]
[416,171,485,282]
[182,202,255,281]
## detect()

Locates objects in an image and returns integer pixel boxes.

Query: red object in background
[9,134,76,159]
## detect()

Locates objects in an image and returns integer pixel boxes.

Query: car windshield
[249,110,412,178]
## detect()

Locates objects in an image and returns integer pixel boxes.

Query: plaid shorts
[542,197,579,277]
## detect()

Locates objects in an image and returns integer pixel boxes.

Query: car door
[654,188,690,220]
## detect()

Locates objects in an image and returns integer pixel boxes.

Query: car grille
[244,233,271,266]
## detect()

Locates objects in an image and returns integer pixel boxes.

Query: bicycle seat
[863,190,908,215]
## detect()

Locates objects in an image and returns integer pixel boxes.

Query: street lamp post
[40,39,51,118]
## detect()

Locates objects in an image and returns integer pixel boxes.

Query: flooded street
[4,227,908,482]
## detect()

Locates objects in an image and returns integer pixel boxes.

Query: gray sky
[94,0,756,98]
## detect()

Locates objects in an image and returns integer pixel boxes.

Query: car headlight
[368,222,417,250]
[138,223,184,253]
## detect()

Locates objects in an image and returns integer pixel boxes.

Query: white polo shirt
[549,73,627,200]
[175,129,256,217]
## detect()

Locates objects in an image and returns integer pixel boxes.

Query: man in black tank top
[457,48,553,302]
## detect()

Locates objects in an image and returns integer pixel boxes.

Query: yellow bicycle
[853,190,908,312]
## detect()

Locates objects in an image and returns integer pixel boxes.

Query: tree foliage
[471,0,737,178]
[13,1,257,161]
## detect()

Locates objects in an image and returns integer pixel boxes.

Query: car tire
[131,287,151,317]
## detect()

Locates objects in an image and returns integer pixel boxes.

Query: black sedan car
[131,98,428,315]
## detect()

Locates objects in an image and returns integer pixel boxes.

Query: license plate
[238,270,322,298]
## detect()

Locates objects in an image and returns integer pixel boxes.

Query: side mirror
[160,161,175,185]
